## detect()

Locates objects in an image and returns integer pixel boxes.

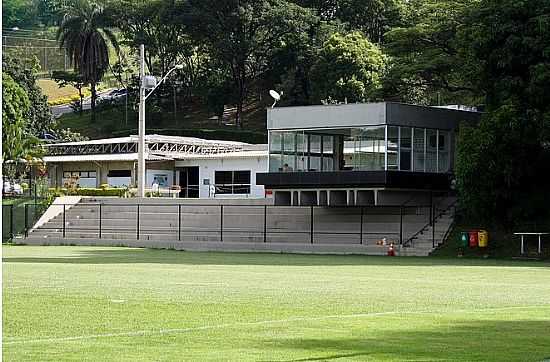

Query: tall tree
[185,0,315,128]
[2,53,53,135]
[56,0,119,122]
[384,0,480,105]
[2,73,42,166]
[295,0,406,43]
[310,32,387,103]
[455,0,550,227]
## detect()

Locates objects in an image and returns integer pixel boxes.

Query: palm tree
[57,0,119,122]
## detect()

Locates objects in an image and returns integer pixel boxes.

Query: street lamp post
[137,44,183,198]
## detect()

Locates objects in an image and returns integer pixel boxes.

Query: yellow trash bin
[478,230,489,248]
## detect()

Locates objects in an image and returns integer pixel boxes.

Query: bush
[48,187,127,197]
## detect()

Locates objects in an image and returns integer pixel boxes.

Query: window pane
[270,132,282,152]
[400,127,412,148]
[282,154,296,171]
[63,172,71,178]
[400,151,411,171]
[309,156,321,171]
[88,171,97,178]
[215,171,232,184]
[309,134,321,154]
[108,170,131,177]
[387,126,399,170]
[438,131,450,172]
[413,128,425,172]
[283,132,296,154]
[269,154,282,172]
[426,129,437,172]
[345,127,385,171]
[233,171,250,184]
[323,156,333,171]
[322,135,333,154]
[296,132,307,153]
[80,171,89,178]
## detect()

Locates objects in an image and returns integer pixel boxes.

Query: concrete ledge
[19,237,395,256]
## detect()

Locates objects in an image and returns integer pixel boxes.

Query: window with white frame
[214,170,251,194]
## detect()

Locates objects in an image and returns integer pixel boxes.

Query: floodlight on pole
[137,44,184,198]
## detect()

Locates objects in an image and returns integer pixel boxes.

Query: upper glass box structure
[265,102,479,176]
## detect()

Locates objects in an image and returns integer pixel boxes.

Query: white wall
[175,156,267,198]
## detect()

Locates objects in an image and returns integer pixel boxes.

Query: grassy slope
[3,246,550,361]
[37,79,80,101]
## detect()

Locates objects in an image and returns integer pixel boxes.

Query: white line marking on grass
[5,304,550,345]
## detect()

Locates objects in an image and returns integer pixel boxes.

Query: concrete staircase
[400,197,456,256]
[24,197,455,256]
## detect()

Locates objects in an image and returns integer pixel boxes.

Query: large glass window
[344,127,385,170]
[268,126,453,174]
[215,170,251,194]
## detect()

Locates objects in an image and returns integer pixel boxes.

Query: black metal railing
[23,203,436,246]
[2,200,48,242]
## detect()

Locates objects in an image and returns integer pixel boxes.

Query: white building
[43,135,268,198]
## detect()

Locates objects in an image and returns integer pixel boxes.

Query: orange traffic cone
[387,242,396,256]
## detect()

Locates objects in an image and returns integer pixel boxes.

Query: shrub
[47,187,127,197]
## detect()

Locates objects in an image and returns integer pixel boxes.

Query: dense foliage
[2,54,54,135]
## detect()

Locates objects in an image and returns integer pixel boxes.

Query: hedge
[48,187,127,197]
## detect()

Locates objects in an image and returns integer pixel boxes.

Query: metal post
[521,235,525,254]
[136,205,140,240]
[220,205,224,242]
[137,44,146,198]
[10,204,14,239]
[178,204,182,241]
[399,206,403,245]
[99,204,102,239]
[359,206,364,245]
[310,206,314,244]
[538,234,542,255]
[24,204,29,238]
[263,205,267,243]
[432,207,436,248]
[63,204,66,238]
[429,192,433,226]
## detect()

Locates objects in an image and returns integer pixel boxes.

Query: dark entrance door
[179,167,199,198]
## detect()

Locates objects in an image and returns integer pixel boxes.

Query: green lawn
[3,246,550,361]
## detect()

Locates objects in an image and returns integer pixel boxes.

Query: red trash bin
[469,230,478,248]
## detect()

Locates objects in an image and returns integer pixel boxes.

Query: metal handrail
[403,199,457,248]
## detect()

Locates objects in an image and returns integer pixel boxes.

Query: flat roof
[48,134,250,147]
[267,102,480,131]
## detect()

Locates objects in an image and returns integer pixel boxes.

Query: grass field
[3,246,550,361]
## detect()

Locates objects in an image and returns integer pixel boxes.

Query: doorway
[179,167,199,198]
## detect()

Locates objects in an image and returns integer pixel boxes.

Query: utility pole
[137,44,146,198]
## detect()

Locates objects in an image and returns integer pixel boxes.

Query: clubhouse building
[43,102,479,204]
[256,102,480,205]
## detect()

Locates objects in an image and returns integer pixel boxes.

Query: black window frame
[214,170,251,194]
